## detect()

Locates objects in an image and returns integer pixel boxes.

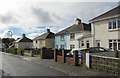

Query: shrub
[33,49,40,55]
[17,48,24,56]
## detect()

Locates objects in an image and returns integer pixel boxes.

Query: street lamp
[8,31,12,48]
[8,31,12,39]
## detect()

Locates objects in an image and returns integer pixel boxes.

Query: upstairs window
[113,20,116,29]
[108,19,120,30]
[36,40,37,43]
[109,22,112,29]
[118,19,120,28]
[60,35,65,41]
[70,33,75,40]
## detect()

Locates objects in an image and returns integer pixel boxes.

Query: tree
[2,38,15,48]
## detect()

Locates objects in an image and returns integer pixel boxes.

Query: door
[86,41,90,48]
[96,40,100,47]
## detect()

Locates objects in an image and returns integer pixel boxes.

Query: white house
[90,5,120,51]
[55,18,92,49]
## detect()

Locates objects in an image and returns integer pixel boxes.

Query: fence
[54,49,84,66]
[40,48,54,59]
[90,55,120,76]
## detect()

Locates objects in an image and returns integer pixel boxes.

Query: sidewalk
[3,52,110,76]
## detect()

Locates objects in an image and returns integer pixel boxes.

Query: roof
[56,23,91,35]
[78,34,92,40]
[90,5,120,22]
[33,32,54,40]
[15,37,32,43]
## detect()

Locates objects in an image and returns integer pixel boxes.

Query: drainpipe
[92,22,95,47]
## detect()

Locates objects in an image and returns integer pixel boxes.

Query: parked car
[86,47,112,53]
[66,48,86,58]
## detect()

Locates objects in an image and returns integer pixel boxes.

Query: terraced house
[90,5,120,51]
[55,18,91,49]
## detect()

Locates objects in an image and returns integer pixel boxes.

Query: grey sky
[0,1,119,39]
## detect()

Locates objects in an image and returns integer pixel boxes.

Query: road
[0,52,68,76]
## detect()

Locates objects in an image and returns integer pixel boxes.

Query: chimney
[47,29,50,33]
[75,18,81,25]
[22,34,26,37]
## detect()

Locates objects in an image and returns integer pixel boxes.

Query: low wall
[90,55,120,76]
[24,50,33,57]
[54,49,80,66]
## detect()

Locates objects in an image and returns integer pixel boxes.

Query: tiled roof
[33,32,54,40]
[56,23,91,35]
[90,5,120,22]
[15,37,32,42]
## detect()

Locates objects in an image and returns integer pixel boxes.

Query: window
[70,33,75,40]
[60,35,64,41]
[108,19,120,30]
[109,39,120,50]
[60,45,64,49]
[113,21,116,29]
[118,43,120,50]
[118,40,120,50]
[36,40,37,43]
[118,19,120,28]
[81,41,84,46]
[109,22,112,29]
[70,45,75,49]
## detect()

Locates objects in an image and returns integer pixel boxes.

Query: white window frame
[109,39,120,51]
[70,44,75,49]
[108,18,120,30]
[70,33,75,40]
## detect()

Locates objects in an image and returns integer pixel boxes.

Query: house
[90,5,120,51]
[14,34,33,49]
[33,29,55,49]
[55,18,91,49]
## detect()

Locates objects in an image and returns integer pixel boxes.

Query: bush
[33,49,40,55]
[17,48,24,56]
[6,48,17,54]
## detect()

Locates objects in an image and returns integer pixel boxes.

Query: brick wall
[90,55,120,76]
[54,49,80,66]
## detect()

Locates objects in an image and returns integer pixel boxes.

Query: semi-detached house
[90,5,120,51]
[55,18,92,49]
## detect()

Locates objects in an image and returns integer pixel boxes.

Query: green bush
[33,49,40,55]
[17,48,24,56]
[5,48,17,54]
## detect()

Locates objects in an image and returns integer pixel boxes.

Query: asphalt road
[0,52,68,76]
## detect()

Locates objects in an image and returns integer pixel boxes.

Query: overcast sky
[0,0,119,39]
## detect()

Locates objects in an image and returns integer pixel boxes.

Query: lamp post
[8,31,12,39]
[8,31,12,48]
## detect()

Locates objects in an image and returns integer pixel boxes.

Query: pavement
[2,52,111,76]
